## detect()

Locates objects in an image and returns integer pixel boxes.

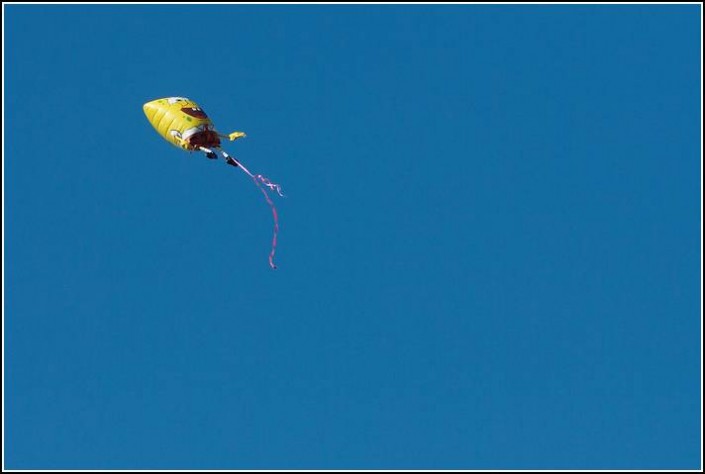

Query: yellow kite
[143,96,284,269]
[143,96,245,164]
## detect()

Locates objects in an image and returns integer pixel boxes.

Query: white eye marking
[167,97,189,104]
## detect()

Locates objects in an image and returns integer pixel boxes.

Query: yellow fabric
[143,97,215,151]
[229,131,246,141]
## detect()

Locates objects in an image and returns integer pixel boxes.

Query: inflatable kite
[143,97,284,269]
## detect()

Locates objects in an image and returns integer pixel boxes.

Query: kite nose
[143,100,158,117]
[143,99,167,126]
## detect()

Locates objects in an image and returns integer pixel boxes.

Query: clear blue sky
[5,4,701,470]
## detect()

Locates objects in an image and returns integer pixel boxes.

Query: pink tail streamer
[232,159,284,269]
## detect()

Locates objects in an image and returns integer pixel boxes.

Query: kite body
[143,96,282,269]
[143,97,245,158]
[143,97,220,150]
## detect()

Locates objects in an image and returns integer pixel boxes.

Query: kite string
[236,161,285,197]
[253,176,279,269]
[233,158,283,269]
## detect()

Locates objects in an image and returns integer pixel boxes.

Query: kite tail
[229,156,284,270]
[252,176,280,269]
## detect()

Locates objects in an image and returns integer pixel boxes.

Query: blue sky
[4,4,701,470]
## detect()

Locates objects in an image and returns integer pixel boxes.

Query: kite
[143,97,284,269]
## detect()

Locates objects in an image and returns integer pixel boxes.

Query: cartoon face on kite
[143,97,285,269]
[143,97,221,151]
